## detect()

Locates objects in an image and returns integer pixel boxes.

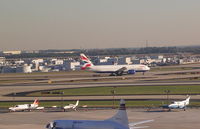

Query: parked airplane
[9,99,44,111]
[46,99,153,129]
[80,53,150,76]
[63,100,79,111]
[162,96,191,111]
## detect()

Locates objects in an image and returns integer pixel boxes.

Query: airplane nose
[46,122,57,129]
[46,123,50,128]
[146,66,150,70]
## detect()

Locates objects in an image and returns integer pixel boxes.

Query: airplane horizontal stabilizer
[107,99,129,128]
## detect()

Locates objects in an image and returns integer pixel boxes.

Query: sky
[0,0,200,51]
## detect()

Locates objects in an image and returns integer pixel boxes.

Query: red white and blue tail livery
[80,53,94,70]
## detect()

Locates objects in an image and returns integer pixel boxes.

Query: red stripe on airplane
[81,56,88,61]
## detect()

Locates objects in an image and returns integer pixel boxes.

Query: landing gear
[109,72,123,76]
[109,73,116,76]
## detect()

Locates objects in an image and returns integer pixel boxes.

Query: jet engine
[127,70,136,74]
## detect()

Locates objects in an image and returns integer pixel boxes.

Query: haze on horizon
[0,0,200,51]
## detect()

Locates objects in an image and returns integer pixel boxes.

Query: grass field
[26,85,200,97]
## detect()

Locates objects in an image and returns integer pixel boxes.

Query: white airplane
[80,54,150,76]
[9,99,44,111]
[63,100,79,111]
[46,99,154,129]
[162,96,191,111]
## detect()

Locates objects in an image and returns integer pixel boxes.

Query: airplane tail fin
[75,100,79,107]
[72,100,79,110]
[106,99,129,128]
[185,96,190,105]
[33,99,39,105]
[80,53,94,70]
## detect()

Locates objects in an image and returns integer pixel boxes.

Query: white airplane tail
[107,99,129,128]
[80,53,94,70]
[185,96,190,105]
[33,99,39,106]
[74,100,79,107]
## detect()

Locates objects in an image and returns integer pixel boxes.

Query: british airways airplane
[80,54,150,76]
[46,99,153,129]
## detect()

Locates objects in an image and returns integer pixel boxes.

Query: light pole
[111,87,116,109]
[164,90,170,104]
[13,92,16,106]
[60,91,64,108]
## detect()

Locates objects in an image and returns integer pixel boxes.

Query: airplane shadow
[145,108,183,112]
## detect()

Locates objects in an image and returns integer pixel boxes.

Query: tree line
[2,46,200,59]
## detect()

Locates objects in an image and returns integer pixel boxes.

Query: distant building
[63,60,80,70]
[0,57,5,65]
[51,59,63,65]
[118,57,132,65]
[39,66,51,72]
[3,51,21,55]
[178,59,184,64]
[15,60,25,65]
[95,57,118,65]
[16,65,32,73]
[150,55,164,59]
[32,59,44,64]
[1,66,16,73]
[32,59,44,71]
[22,50,39,53]
[132,59,142,64]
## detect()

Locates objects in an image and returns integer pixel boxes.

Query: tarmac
[0,108,200,129]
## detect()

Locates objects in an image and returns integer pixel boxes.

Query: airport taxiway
[1,81,200,101]
[0,108,200,129]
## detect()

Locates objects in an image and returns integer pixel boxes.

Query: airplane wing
[130,126,149,129]
[115,67,127,75]
[36,107,44,110]
[129,119,154,127]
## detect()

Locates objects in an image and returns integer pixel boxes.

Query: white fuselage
[168,100,189,109]
[64,101,79,110]
[64,104,75,109]
[47,120,129,129]
[9,104,38,111]
[88,64,150,73]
